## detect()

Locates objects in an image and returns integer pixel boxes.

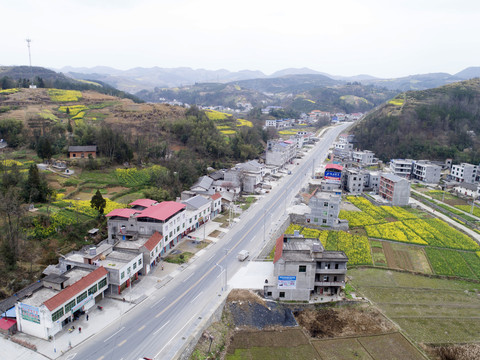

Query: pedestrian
[86,314,89,321]
[79,327,81,333]
[161,263,164,270]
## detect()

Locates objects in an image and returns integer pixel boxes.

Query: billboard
[277,276,296,289]
[324,170,342,183]
[19,303,40,324]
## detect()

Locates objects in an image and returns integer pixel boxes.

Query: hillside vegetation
[352,78,480,163]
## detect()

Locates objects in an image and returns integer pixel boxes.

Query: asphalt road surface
[61,122,352,360]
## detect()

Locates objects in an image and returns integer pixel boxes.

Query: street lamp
[215,263,226,292]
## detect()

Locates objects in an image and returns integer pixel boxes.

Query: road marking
[103,326,125,342]
[66,355,77,360]
[138,325,145,332]
[207,254,214,261]
[216,272,222,279]
[182,273,194,282]
[190,291,203,304]
[150,296,165,308]
[153,320,170,335]
[156,318,192,356]
[118,339,127,347]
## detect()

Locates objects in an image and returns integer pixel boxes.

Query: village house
[451,163,478,184]
[306,192,341,226]
[182,195,212,234]
[411,160,441,183]
[389,159,414,178]
[68,145,97,159]
[379,173,411,206]
[264,233,348,301]
[266,139,297,168]
[14,267,108,340]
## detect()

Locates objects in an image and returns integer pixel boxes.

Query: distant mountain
[233,74,339,94]
[455,67,480,80]
[269,67,322,78]
[351,78,480,163]
[362,72,463,91]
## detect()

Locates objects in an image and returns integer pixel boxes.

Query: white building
[352,150,376,166]
[451,163,478,184]
[306,192,341,226]
[389,159,414,178]
[412,161,441,183]
[379,173,411,206]
[266,139,297,167]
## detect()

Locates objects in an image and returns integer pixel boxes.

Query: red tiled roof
[273,235,284,264]
[43,267,108,312]
[136,201,186,221]
[325,163,343,171]
[0,318,16,330]
[129,199,157,207]
[211,192,221,200]
[105,208,137,218]
[143,231,163,252]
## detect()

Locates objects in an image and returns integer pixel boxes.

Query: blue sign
[324,171,341,179]
[278,276,296,289]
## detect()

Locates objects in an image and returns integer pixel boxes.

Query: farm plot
[382,242,432,273]
[424,248,477,279]
[365,221,427,245]
[349,268,480,344]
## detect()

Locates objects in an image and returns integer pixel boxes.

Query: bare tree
[0,188,25,270]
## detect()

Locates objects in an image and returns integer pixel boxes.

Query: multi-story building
[451,163,478,184]
[306,192,340,226]
[333,142,353,158]
[265,139,297,167]
[365,171,380,193]
[343,169,366,194]
[352,150,376,166]
[389,159,414,178]
[14,267,108,339]
[412,160,441,183]
[182,195,212,233]
[379,173,411,206]
[106,200,187,252]
[264,233,348,301]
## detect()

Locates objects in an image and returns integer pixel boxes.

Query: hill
[0,66,142,103]
[362,72,464,91]
[136,75,398,114]
[351,78,480,163]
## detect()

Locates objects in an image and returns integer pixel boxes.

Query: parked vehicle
[237,250,249,261]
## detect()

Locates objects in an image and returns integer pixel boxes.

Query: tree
[36,137,53,161]
[22,164,51,203]
[0,188,25,270]
[90,189,106,215]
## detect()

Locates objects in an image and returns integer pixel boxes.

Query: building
[324,164,343,184]
[352,150,376,166]
[97,251,143,294]
[412,161,441,183]
[265,139,297,167]
[106,200,187,252]
[68,146,97,159]
[264,234,348,301]
[15,267,108,340]
[454,183,480,198]
[209,193,222,217]
[365,171,380,193]
[389,159,414,178]
[306,192,340,226]
[265,119,277,127]
[451,163,478,184]
[379,173,411,206]
[182,195,212,233]
[343,169,366,194]
[225,160,266,193]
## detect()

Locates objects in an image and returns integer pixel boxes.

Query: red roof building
[106,208,138,218]
[43,267,108,311]
[129,199,157,208]
[136,201,186,222]
[273,235,284,264]
[143,232,163,252]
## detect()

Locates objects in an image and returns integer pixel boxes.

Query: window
[133,262,137,270]
[279,292,285,298]
[177,226,180,232]
[195,215,197,220]
[323,276,329,282]
[299,265,306,273]
[98,278,107,289]
[169,231,172,238]
[138,259,142,265]
[77,291,87,303]
[335,263,339,269]
[322,219,327,224]
[52,308,64,322]
[190,218,192,224]
[324,202,328,207]
[88,284,98,295]
[64,299,76,313]
[334,276,337,282]
[121,272,125,279]
[127,267,131,274]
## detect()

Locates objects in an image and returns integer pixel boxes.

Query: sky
[2,0,480,78]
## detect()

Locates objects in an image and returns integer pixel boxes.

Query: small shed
[68,145,97,159]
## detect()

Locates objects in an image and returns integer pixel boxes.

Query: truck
[237,250,249,261]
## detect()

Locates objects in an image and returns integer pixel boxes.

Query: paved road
[59,122,352,360]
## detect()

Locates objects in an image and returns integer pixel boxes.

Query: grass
[164,251,194,264]
[349,268,480,344]
[240,196,256,210]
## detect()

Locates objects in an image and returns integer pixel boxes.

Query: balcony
[314,281,345,287]
[315,268,347,274]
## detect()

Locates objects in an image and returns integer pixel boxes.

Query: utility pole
[26,38,34,87]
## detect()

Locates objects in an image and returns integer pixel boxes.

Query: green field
[349,268,480,344]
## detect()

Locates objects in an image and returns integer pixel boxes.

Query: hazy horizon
[3,0,480,79]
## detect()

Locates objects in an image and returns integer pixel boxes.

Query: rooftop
[136,201,186,221]
[129,199,157,208]
[68,145,97,152]
[182,195,211,210]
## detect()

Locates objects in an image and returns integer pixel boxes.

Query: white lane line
[190,291,203,304]
[103,326,125,342]
[216,272,222,279]
[207,255,214,261]
[156,318,192,356]
[182,273,194,282]
[153,320,171,335]
[150,296,166,308]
